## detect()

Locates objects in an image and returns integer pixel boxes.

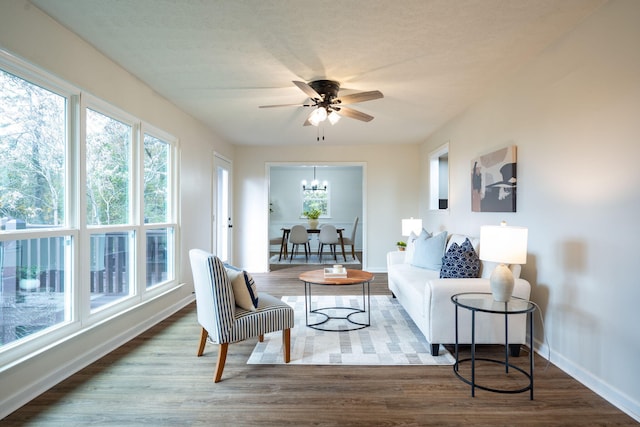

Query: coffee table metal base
[304,281,370,332]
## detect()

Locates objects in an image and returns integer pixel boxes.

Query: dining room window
[302,187,329,217]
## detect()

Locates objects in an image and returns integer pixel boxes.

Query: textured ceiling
[31,0,604,146]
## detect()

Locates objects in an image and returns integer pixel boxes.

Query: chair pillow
[225,264,259,311]
[411,231,447,270]
[440,238,480,278]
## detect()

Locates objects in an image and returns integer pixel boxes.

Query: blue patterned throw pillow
[439,238,480,278]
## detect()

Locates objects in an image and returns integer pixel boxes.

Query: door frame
[213,153,233,263]
[266,161,367,268]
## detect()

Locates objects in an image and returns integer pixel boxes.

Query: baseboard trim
[534,339,639,422]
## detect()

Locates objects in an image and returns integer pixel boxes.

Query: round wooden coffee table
[298,269,374,331]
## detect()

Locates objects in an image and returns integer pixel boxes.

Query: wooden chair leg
[213,343,229,383]
[197,327,208,356]
[282,328,291,363]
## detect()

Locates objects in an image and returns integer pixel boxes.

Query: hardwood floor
[3,265,636,426]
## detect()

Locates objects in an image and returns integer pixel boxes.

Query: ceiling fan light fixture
[328,110,341,125]
[308,107,327,126]
[259,80,383,129]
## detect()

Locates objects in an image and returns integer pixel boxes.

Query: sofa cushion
[405,228,431,265]
[440,238,480,278]
[388,262,440,318]
[411,231,448,270]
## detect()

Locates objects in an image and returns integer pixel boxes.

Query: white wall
[234,144,421,272]
[0,0,233,416]
[420,0,640,419]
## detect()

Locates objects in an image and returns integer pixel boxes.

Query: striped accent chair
[189,249,294,382]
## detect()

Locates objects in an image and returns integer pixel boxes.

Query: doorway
[213,154,232,263]
[267,163,365,266]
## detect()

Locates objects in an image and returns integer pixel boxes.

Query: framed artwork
[471,145,517,212]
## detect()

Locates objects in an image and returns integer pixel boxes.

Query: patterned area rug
[247,295,455,365]
[269,254,360,265]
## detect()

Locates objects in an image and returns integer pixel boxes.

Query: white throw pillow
[226,268,259,311]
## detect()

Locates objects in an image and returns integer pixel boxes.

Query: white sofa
[387,233,531,356]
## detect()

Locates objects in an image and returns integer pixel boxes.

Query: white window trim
[0,48,181,365]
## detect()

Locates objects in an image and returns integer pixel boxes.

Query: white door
[213,154,232,262]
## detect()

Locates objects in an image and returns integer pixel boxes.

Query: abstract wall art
[471,145,517,212]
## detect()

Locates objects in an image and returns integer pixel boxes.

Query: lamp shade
[401,218,423,236]
[479,224,528,265]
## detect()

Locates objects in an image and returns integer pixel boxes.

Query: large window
[86,108,132,226]
[0,68,71,348]
[0,52,179,358]
[143,132,174,288]
[85,107,135,311]
[0,69,66,226]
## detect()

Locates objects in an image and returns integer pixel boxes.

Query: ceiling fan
[259,80,383,126]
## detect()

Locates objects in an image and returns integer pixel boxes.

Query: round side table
[451,292,536,399]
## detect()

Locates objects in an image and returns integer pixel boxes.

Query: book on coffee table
[324,266,347,278]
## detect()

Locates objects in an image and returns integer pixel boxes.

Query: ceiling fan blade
[337,106,374,122]
[335,90,383,105]
[258,103,305,108]
[293,80,323,100]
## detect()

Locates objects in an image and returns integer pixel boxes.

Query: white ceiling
[31,0,604,146]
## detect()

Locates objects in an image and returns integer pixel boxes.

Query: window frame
[81,95,139,318]
[0,49,181,365]
[429,142,450,212]
[140,124,179,292]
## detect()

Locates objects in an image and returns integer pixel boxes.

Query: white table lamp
[479,222,528,302]
[401,217,423,236]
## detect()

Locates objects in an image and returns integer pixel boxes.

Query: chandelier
[301,166,327,191]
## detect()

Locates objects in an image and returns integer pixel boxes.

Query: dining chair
[318,224,340,262]
[270,234,287,260]
[288,224,310,261]
[189,249,293,382]
[341,216,359,260]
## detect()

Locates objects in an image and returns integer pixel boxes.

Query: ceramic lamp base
[490,264,514,302]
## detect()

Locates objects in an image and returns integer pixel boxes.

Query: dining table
[278,226,346,261]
